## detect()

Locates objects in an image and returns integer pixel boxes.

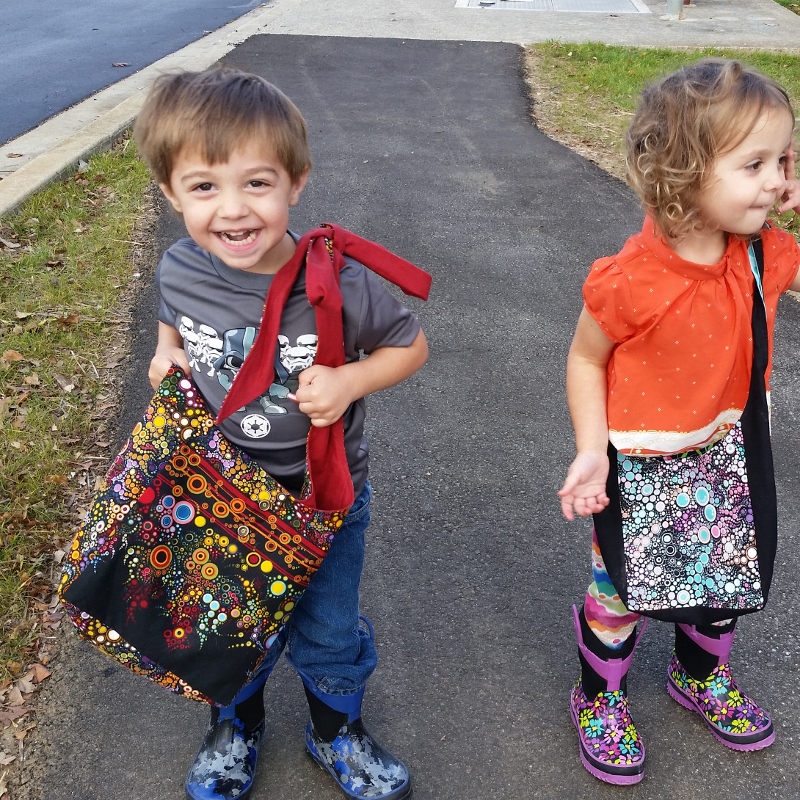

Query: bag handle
[747,232,768,380]
[216,224,431,512]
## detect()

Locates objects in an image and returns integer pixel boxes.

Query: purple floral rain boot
[667,622,774,751]
[569,605,647,785]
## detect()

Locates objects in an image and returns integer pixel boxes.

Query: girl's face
[697,107,794,243]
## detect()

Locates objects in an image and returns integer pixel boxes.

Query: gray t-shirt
[156,234,420,495]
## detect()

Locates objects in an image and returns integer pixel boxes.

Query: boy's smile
[160,144,308,275]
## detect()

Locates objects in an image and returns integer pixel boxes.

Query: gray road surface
[1,0,263,145]
[18,36,800,800]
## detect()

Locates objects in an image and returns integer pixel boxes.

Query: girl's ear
[159,183,183,214]
[289,168,310,207]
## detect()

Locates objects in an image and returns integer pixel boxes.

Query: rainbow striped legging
[584,529,730,649]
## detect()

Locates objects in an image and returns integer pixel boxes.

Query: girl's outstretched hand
[559,450,610,521]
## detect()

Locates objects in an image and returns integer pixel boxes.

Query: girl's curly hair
[625,58,794,242]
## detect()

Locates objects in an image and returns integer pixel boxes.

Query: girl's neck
[670,228,728,265]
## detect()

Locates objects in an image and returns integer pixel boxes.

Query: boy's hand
[149,346,190,390]
[558,450,610,521]
[778,145,800,214]
[294,365,355,427]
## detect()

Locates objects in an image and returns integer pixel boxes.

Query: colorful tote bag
[60,367,345,705]
[594,236,778,624]
[59,224,432,705]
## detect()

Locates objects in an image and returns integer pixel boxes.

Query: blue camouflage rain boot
[301,681,411,799]
[185,667,271,800]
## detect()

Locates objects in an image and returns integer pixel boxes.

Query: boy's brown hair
[625,58,794,242]
[134,68,312,186]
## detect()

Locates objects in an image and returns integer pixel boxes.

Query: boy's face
[160,143,308,275]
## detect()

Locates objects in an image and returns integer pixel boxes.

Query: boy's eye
[194,182,214,192]
[249,179,269,188]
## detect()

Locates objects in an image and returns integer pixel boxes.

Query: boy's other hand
[558,451,610,521]
[149,347,191,390]
[294,365,354,427]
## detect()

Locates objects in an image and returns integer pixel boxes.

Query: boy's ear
[289,168,310,207]
[159,183,183,214]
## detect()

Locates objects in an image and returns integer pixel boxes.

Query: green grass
[526,44,800,236]
[773,0,800,15]
[0,137,150,680]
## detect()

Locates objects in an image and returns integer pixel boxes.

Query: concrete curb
[0,93,145,215]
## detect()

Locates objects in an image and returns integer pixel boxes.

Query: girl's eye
[745,161,762,172]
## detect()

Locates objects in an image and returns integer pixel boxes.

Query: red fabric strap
[216,224,431,512]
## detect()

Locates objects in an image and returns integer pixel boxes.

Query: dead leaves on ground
[0,596,59,777]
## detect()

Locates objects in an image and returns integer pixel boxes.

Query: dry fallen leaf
[0,708,28,727]
[23,373,40,386]
[53,373,75,393]
[5,687,24,707]
[13,723,36,741]
[0,238,20,249]
[14,311,32,319]
[1,351,24,363]
[31,664,52,683]
[0,752,14,766]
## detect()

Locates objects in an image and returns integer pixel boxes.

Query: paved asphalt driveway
[20,36,800,800]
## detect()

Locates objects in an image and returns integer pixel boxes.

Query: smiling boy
[134,68,427,800]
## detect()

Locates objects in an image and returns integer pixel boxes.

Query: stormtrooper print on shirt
[212,326,318,420]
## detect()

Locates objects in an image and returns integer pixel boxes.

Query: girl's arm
[778,143,800,216]
[294,330,429,427]
[779,144,800,293]
[149,321,191,389]
[558,308,616,521]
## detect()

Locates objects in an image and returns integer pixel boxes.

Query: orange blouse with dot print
[583,217,800,456]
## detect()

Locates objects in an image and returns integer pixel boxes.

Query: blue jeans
[238,482,378,704]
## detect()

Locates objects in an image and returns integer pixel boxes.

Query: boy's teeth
[221,230,255,243]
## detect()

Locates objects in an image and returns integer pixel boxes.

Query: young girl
[558,58,800,785]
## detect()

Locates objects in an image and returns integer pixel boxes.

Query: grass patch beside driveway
[525,43,800,237]
[0,137,150,701]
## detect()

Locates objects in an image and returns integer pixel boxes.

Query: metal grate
[455,0,650,13]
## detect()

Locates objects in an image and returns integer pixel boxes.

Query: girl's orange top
[583,218,800,455]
